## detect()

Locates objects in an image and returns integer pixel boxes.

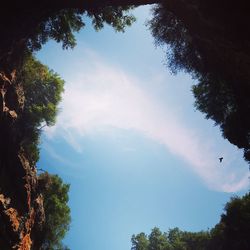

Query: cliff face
[0,71,45,249]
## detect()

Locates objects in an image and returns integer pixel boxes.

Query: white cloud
[45,49,249,192]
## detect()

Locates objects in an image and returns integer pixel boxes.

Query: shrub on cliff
[38,172,71,250]
[17,54,64,165]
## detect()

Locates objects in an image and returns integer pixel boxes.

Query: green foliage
[27,6,135,51]
[131,192,250,250]
[22,54,64,126]
[131,227,210,250]
[148,228,171,250]
[86,6,136,32]
[192,75,250,163]
[212,192,250,250]
[27,9,85,51]
[131,233,149,250]
[38,173,71,250]
[149,2,250,164]
[18,54,64,164]
[148,3,200,76]
[180,230,211,250]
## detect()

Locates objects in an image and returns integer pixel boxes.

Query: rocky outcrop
[0,71,45,249]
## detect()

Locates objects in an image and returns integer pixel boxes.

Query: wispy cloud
[45,48,249,192]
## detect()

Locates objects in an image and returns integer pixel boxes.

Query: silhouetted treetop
[1,0,154,67]
[149,1,250,163]
[27,6,136,51]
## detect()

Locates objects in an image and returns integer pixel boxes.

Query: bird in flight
[219,157,223,163]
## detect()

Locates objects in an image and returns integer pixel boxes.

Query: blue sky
[36,6,249,250]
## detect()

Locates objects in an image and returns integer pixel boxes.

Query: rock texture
[0,71,45,250]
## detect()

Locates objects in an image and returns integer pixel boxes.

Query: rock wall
[0,71,45,249]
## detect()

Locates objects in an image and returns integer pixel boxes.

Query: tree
[131,232,149,250]
[180,230,211,250]
[131,192,250,250]
[210,192,250,250]
[131,227,210,250]
[16,54,64,164]
[37,172,71,250]
[0,3,139,64]
[148,1,250,164]
[26,6,136,52]
[148,228,171,250]
[192,76,250,163]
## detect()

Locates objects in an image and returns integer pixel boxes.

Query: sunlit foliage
[17,54,64,164]
[38,173,71,250]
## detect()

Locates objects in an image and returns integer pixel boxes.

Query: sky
[36,6,249,250]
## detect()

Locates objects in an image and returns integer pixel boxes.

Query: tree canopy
[210,192,250,250]
[37,173,71,250]
[148,1,250,164]
[0,3,138,69]
[131,192,250,250]
[16,54,64,164]
[131,227,210,250]
[27,6,136,52]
